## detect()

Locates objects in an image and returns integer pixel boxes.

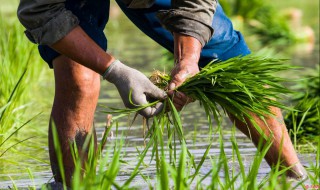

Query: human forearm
[52,26,166,117]
[170,33,201,88]
[51,26,114,75]
[174,33,201,67]
[168,33,202,110]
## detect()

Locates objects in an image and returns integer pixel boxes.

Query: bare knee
[52,55,100,99]
[51,55,101,128]
[67,72,100,98]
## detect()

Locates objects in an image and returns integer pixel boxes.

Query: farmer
[17,0,307,187]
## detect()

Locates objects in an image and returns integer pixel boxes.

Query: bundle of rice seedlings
[101,56,297,188]
[150,56,292,134]
[104,55,293,139]
[285,67,320,142]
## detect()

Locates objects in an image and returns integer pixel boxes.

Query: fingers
[138,101,164,118]
[167,79,192,111]
[167,71,194,111]
[131,92,165,118]
[168,74,186,91]
[167,90,194,111]
[146,82,167,100]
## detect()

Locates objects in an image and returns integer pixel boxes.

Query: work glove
[104,60,167,118]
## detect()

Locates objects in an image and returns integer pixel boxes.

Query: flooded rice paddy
[0,90,318,189]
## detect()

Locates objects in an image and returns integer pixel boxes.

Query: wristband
[102,59,120,79]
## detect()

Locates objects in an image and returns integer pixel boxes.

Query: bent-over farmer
[17,0,307,187]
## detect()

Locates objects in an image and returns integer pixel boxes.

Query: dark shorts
[38,0,110,68]
[39,0,250,68]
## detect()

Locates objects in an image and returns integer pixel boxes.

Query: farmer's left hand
[168,33,202,111]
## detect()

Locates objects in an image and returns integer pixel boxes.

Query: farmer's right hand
[168,33,202,111]
[104,60,167,118]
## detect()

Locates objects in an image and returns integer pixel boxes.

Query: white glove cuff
[102,59,121,80]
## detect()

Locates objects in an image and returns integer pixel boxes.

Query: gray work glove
[104,60,167,118]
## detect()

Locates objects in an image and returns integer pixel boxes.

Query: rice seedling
[307,138,320,185]
[97,55,317,189]
[0,67,41,157]
[27,168,36,190]
[37,96,317,189]
[285,67,320,145]
[149,55,293,138]
[0,15,45,149]
[0,14,51,188]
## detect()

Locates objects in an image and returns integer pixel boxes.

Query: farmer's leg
[37,0,109,185]
[228,108,307,179]
[116,0,305,179]
[49,56,100,186]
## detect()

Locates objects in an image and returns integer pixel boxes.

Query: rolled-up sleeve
[17,0,79,45]
[157,0,217,47]
[120,0,155,8]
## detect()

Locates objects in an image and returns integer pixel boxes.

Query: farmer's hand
[168,61,199,111]
[104,60,167,118]
[168,33,202,111]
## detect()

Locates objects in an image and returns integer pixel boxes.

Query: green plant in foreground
[39,122,122,190]
[0,15,44,151]
[285,67,320,145]
[103,56,316,189]
[42,99,313,189]
[0,68,41,157]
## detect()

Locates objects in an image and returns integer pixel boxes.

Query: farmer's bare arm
[47,26,167,118]
[18,1,166,118]
[17,0,217,111]
[157,0,217,110]
[168,33,201,110]
[18,0,113,73]
[51,26,114,74]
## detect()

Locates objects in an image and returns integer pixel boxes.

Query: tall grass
[0,16,45,145]
[40,98,317,189]
[0,14,50,181]
[285,67,320,146]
